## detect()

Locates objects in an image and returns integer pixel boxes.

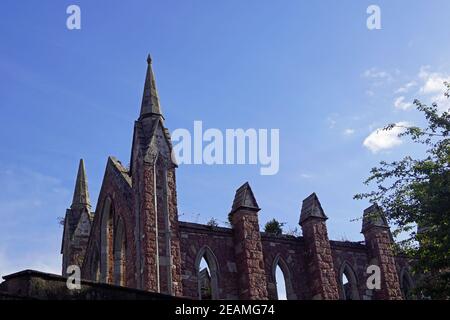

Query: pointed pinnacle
[231,181,260,214]
[299,192,327,225]
[140,54,164,119]
[71,159,91,210]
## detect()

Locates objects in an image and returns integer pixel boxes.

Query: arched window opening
[195,247,219,300]
[272,255,296,300]
[113,218,126,286]
[275,265,287,300]
[100,198,114,284]
[199,257,212,300]
[340,263,360,300]
[95,262,100,282]
[342,273,351,299]
[91,244,100,282]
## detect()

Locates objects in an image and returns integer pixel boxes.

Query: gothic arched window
[272,255,296,300]
[91,242,100,282]
[339,262,360,300]
[195,246,219,300]
[100,197,114,284]
[113,217,126,286]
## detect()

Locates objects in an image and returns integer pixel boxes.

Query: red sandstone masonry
[361,204,403,300]
[301,219,340,300]
[140,162,159,292]
[261,234,309,300]
[81,158,136,287]
[330,241,370,299]
[363,228,403,300]
[179,223,238,299]
[231,210,268,300]
[167,168,183,296]
[156,159,170,294]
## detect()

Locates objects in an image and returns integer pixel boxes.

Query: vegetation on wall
[264,219,285,236]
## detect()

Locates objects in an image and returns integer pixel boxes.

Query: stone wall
[179,222,239,299]
[0,270,183,300]
[82,157,135,288]
[261,234,309,300]
[330,240,371,299]
[177,221,412,300]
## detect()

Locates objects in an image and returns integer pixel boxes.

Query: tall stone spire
[140,54,164,119]
[62,158,93,275]
[71,159,91,210]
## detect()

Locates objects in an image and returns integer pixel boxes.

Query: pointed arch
[195,246,220,300]
[100,197,114,283]
[400,268,414,299]
[113,216,127,286]
[90,241,101,282]
[272,254,296,300]
[339,262,360,300]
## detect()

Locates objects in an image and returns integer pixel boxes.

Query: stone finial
[299,193,327,225]
[230,182,260,215]
[140,54,164,119]
[361,203,389,233]
[71,159,91,210]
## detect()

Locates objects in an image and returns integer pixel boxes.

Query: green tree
[355,82,450,299]
[206,217,219,228]
[264,219,284,236]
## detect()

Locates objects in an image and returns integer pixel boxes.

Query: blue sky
[1,0,450,279]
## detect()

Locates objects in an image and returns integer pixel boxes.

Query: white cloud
[418,66,450,112]
[395,81,416,94]
[343,128,355,135]
[363,68,393,81]
[326,114,338,129]
[394,96,413,110]
[390,67,449,113]
[362,67,395,95]
[418,67,449,94]
[299,173,313,179]
[431,93,450,113]
[363,121,411,154]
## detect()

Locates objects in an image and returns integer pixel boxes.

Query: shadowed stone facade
[60,56,414,300]
[0,270,184,300]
